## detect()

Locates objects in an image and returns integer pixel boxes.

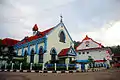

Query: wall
[16,40,45,63]
[76,49,108,60]
[44,23,74,64]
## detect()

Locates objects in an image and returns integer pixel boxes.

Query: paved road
[0,69,120,80]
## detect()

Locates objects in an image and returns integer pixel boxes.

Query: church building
[14,18,76,65]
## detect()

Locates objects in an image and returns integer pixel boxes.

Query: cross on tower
[60,15,63,23]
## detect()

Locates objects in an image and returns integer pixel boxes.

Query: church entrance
[50,48,57,63]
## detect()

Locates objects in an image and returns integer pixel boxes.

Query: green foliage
[110,45,120,54]
[74,41,80,49]
[13,63,20,69]
[32,63,42,70]
[88,56,94,63]
[1,64,5,69]
[6,63,12,69]
[22,63,30,70]
[0,39,2,45]
[0,39,2,55]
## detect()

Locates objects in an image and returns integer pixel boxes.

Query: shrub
[22,63,30,70]
[6,63,12,69]
[1,64,5,69]
[32,63,42,70]
[13,63,20,69]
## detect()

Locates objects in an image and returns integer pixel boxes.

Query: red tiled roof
[58,48,70,57]
[39,27,54,36]
[2,38,20,46]
[32,24,38,31]
[82,35,91,41]
[76,35,103,51]
[17,26,54,45]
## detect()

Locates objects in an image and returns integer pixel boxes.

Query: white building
[14,18,76,64]
[76,35,112,67]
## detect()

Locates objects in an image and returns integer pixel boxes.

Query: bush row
[0,63,76,70]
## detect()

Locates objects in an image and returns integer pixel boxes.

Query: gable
[67,47,76,56]
[58,47,76,57]
[76,35,103,50]
[47,22,74,43]
[47,22,74,55]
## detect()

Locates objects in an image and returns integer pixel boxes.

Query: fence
[0,63,76,71]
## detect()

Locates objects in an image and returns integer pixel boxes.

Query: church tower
[32,24,38,36]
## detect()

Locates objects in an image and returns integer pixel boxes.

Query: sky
[0,0,120,46]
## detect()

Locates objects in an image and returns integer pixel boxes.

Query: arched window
[30,49,34,63]
[24,50,28,62]
[24,50,28,56]
[59,31,65,43]
[39,47,43,63]
[50,48,57,63]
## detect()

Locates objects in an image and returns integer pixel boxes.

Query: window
[82,52,85,54]
[30,49,34,63]
[85,41,90,47]
[39,47,43,63]
[78,52,81,55]
[87,52,89,54]
[51,54,56,61]
[24,50,28,56]
[59,31,65,43]
[70,50,73,53]
[39,54,43,63]
[86,44,89,47]
[50,48,57,63]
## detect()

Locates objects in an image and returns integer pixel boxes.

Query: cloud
[77,21,120,46]
[0,0,120,46]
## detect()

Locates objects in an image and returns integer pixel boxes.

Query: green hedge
[22,63,30,70]
[32,63,42,70]
[1,65,5,69]
[6,63,12,69]
[13,63,20,69]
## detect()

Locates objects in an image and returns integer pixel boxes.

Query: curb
[0,69,102,73]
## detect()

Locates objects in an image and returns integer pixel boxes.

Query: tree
[0,39,3,56]
[0,39,2,45]
[74,41,80,49]
[88,56,94,69]
[109,45,120,54]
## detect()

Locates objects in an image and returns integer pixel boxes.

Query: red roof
[94,60,105,62]
[58,48,70,57]
[82,35,91,41]
[2,38,20,46]
[76,35,103,51]
[32,24,38,31]
[17,27,54,45]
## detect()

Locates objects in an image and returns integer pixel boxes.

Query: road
[0,69,120,80]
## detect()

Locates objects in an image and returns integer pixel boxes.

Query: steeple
[32,24,38,31]
[32,24,39,35]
